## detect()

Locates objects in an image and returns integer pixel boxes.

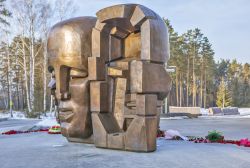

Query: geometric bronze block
[109,61,129,70]
[109,35,123,61]
[130,60,171,100]
[107,133,125,149]
[141,19,169,63]
[113,78,127,128]
[125,93,137,103]
[136,94,158,116]
[91,113,108,148]
[96,4,136,23]
[124,116,158,152]
[92,28,110,62]
[90,81,109,112]
[130,5,156,27]
[88,57,105,81]
[110,27,129,39]
[107,67,124,77]
[124,32,141,59]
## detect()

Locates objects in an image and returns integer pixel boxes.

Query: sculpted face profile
[48,4,171,152]
[47,17,97,143]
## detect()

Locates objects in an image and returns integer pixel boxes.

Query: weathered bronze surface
[48,4,171,152]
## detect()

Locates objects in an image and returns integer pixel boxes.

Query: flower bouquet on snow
[48,125,61,134]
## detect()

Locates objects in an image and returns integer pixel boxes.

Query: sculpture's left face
[47,17,96,142]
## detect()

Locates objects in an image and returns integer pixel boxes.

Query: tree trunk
[186,55,190,107]
[176,69,179,106]
[29,23,35,111]
[200,58,203,107]
[22,36,31,113]
[15,51,20,110]
[204,68,207,108]
[6,42,13,117]
[180,73,183,107]
[192,56,196,107]
[43,39,47,115]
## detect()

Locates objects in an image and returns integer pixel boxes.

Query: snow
[199,115,250,119]
[0,111,57,120]
[198,108,250,119]
[35,118,59,127]
[161,116,189,120]
[200,108,209,115]
[0,111,27,119]
[238,108,250,115]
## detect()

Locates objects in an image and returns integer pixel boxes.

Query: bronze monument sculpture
[48,4,171,152]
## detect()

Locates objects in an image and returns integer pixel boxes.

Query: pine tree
[216,78,232,108]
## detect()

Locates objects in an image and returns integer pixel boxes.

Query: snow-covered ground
[0,111,27,119]
[162,108,250,120]
[200,108,250,116]
[238,108,250,115]
[1,108,250,122]
[200,108,209,115]
[0,111,56,120]
[161,116,189,120]
[199,108,250,119]
[35,118,59,127]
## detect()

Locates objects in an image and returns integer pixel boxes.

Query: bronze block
[124,106,136,116]
[109,60,129,70]
[107,133,125,149]
[91,28,109,62]
[110,27,129,39]
[124,32,141,59]
[96,4,136,23]
[157,106,162,128]
[91,113,108,148]
[130,61,171,100]
[92,112,123,148]
[90,81,108,112]
[136,94,157,116]
[91,28,101,57]
[130,5,156,27]
[125,93,137,103]
[141,19,169,63]
[125,116,158,152]
[88,57,105,80]
[113,78,127,128]
[110,35,123,61]
[107,67,123,77]
[96,4,136,33]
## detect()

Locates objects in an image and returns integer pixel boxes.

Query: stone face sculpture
[48,4,171,152]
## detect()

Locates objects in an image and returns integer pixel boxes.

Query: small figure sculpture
[48,4,171,152]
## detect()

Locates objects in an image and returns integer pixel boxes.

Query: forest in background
[0,0,76,117]
[0,0,249,117]
[165,19,250,108]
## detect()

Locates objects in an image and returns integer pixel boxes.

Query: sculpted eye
[70,69,88,78]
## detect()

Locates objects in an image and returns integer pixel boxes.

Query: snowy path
[1,118,250,168]
[0,119,40,133]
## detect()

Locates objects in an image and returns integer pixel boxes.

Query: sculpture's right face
[47,17,96,141]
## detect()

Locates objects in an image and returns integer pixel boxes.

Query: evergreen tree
[216,78,232,108]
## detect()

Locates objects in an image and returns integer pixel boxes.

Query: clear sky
[72,0,250,64]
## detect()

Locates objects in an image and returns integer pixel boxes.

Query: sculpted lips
[58,108,74,122]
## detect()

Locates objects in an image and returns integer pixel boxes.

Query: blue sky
[72,0,250,64]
